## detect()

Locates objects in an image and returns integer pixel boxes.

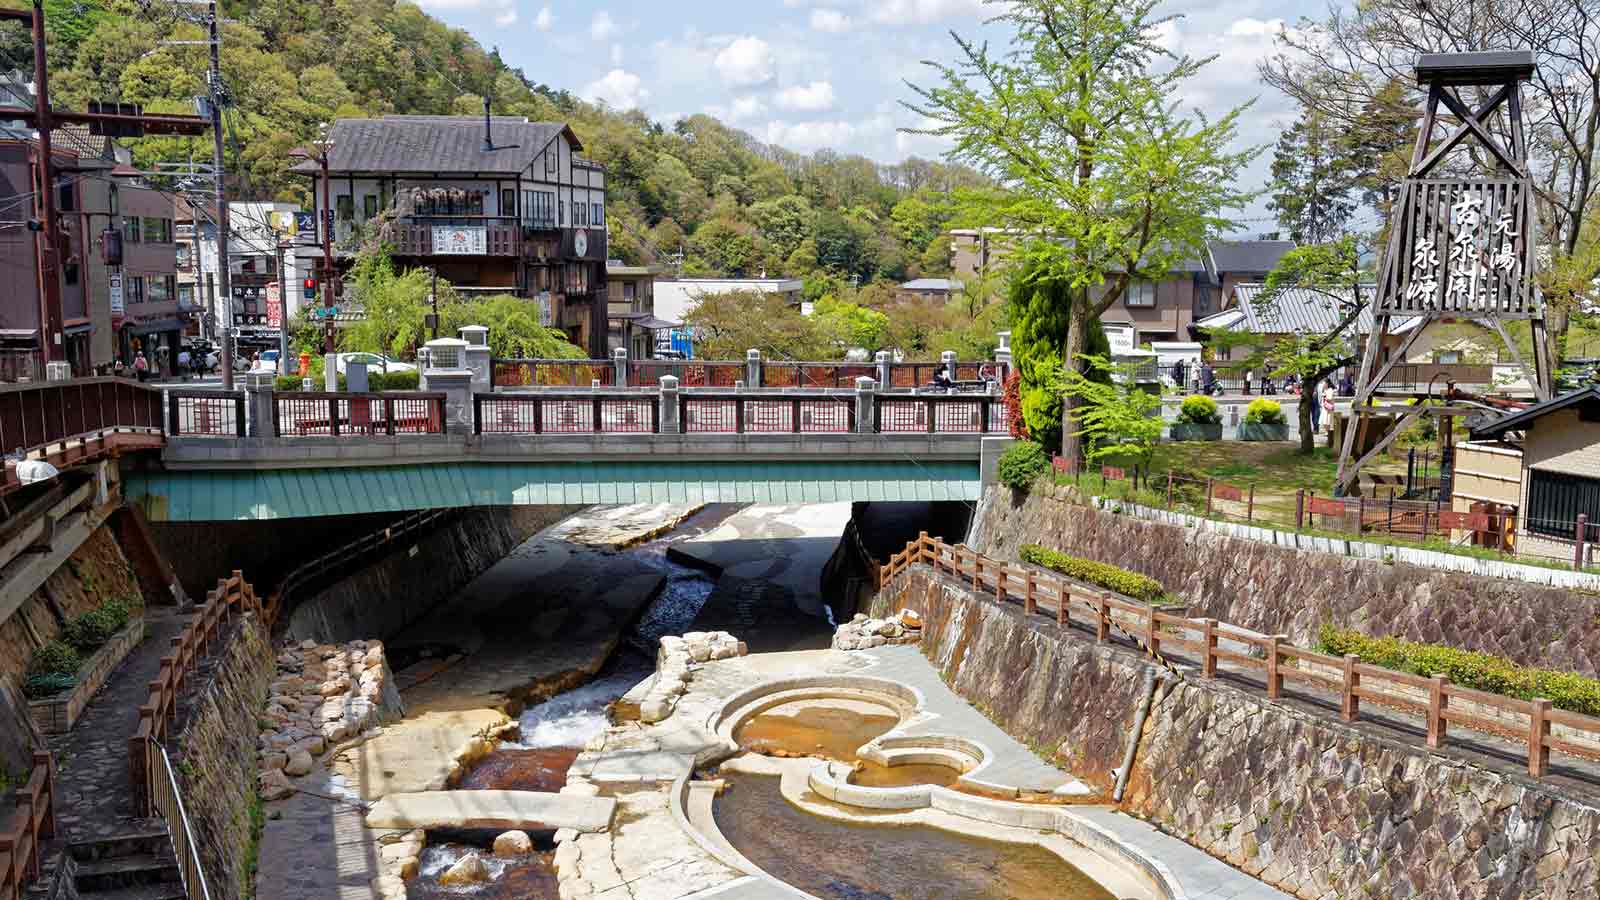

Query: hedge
[1019,544,1165,603]
[60,599,131,655]
[274,369,421,392]
[1244,398,1285,425]
[1318,626,1600,718]
[1178,395,1220,425]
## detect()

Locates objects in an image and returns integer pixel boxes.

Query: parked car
[334,352,416,375]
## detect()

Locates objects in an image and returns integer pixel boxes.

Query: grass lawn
[1097,441,1410,497]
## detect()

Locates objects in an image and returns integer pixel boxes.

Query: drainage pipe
[1113,667,1160,802]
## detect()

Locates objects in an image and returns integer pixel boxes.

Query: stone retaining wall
[173,613,276,900]
[873,566,1600,900]
[969,484,1600,677]
[284,505,573,643]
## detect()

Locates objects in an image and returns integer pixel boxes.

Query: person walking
[1321,382,1337,443]
[176,347,191,382]
[1243,369,1253,396]
[1308,379,1321,432]
[132,352,149,382]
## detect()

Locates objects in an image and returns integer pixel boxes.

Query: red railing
[492,359,615,388]
[167,390,245,437]
[129,571,260,817]
[885,536,1600,778]
[874,396,994,433]
[272,392,446,436]
[762,363,877,389]
[474,393,658,434]
[679,395,856,434]
[0,377,163,456]
[628,360,743,388]
[0,753,54,900]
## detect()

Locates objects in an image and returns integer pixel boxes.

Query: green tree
[682,290,835,360]
[749,196,813,261]
[342,251,431,360]
[1056,354,1164,474]
[813,210,877,281]
[1007,268,1110,451]
[439,294,584,359]
[907,0,1258,463]
[813,296,890,353]
[1268,108,1356,245]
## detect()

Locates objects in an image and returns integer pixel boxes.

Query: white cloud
[714,36,776,87]
[494,6,517,25]
[611,43,624,66]
[591,10,619,41]
[706,95,769,122]
[534,5,553,30]
[868,0,985,26]
[1226,18,1285,39]
[895,114,953,158]
[763,118,858,153]
[775,80,836,112]
[583,69,649,109]
[809,9,852,32]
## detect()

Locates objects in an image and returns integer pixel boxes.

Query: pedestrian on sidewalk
[133,353,149,382]
[1321,382,1336,442]
[177,347,191,382]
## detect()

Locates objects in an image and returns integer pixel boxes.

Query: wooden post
[1166,471,1174,509]
[1528,698,1551,776]
[1427,675,1448,748]
[971,551,981,591]
[1247,484,1255,523]
[1096,595,1110,641]
[1057,585,1067,626]
[917,531,930,565]
[1421,504,1429,541]
[1265,635,1282,699]
[1296,489,1305,529]
[1201,619,1217,677]
[1576,514,1588,571]
[1358,496,1366,534]
[1024,569,1036,616]
[1205,477,1215,516]
[995,561,1006,604]
[1146,605,1160,657]
[1341,654,1360,721]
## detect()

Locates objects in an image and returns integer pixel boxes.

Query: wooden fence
[881,535,1596,778]
[128,571,260,817]
[0,753,54,900]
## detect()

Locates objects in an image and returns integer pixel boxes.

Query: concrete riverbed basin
[364,789,616,833]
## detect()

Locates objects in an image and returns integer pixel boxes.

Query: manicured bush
[1244,398,1285,426]
[1020,544,1165,603]
[997,441,1050,492]
[1003,371,1027,440]
[28,641,80,678]
[1317,625,1600,717]
[272,370,421,392]
[1178,395,1221,425]
[61,600,131,654]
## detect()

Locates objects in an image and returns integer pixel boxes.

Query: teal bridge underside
[123,459,982,521]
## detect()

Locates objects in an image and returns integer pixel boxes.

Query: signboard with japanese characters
[1384,181,1536,317]
[432,226,487,255]
[266,282,282,328]
[109,272,124,318]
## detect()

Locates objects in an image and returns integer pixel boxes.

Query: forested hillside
[0,0,986,292]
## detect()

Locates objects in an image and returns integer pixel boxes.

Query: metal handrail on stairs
[143,738,213,900]
[261,507,452,628]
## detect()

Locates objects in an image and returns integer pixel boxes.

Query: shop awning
[124,318,186,335]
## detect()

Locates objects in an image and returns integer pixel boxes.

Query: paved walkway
[1071,807,1293,900]
[46,606,191,844]
[857,643,1076,793]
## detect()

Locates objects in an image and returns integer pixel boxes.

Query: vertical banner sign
[294,211,316,244]
[109,271,124,317]
[266,281,282,328]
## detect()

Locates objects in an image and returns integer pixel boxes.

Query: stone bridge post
[940,349,958,379]
[855,377,876,434]
[876,350,892,389]
[244,371,275,438]
[746,349,762,388]
[460,325,491,394]
[613,347,629,387]
[658,376,680,433]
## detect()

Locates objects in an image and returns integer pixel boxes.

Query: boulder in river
[439,851,491,885]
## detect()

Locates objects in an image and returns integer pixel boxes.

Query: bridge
[4,352,1013,521]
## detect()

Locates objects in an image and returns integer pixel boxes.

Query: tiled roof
[290,116,576,176]
[1223,283,1388,335]
[1208,240,1296,274]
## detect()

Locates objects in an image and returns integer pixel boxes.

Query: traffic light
[303,277,317,301]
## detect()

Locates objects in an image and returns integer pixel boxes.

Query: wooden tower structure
[1335,50,1553,495]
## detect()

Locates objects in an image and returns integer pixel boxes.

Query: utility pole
[318,142,335,356]
[205,0,235,389]
[276,240,289,375]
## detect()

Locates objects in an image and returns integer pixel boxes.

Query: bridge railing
[271,392,447,437]
[1,377,164,456]
[476,391,660,434]
[167,389,245,437]
[0,752,55,900]
[884,535,1600,779]
[681,393,858,433]
[491,351,1009,393]
[492,358,616,388]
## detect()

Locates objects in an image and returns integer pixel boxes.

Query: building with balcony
[606,262,672,360]
[291,115,609,356]
[177,199,307,354]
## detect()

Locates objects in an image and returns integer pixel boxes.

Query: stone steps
[68,831,185,899]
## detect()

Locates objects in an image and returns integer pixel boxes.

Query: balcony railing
[383,217,522,257]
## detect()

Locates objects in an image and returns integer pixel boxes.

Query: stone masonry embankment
[873,565,1600,900]
[284,505,572,644]
[968,484,1600,677]
[171,612,276,900]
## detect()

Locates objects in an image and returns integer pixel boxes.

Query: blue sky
[415,0,1313,229]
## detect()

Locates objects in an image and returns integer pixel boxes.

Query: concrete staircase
[68,829,186,900]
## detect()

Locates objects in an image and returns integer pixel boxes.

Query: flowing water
[713,773,1118,900]
[409,505,735,897]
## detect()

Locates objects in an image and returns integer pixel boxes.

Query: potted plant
[1170,395,1223,441]
[1239,398,1289,441]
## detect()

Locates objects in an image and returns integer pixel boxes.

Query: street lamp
[289,124,337,386]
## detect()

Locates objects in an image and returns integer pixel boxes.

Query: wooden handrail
[128,571,260,817]
[882,535,1600,778]
[0,752,55,900]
